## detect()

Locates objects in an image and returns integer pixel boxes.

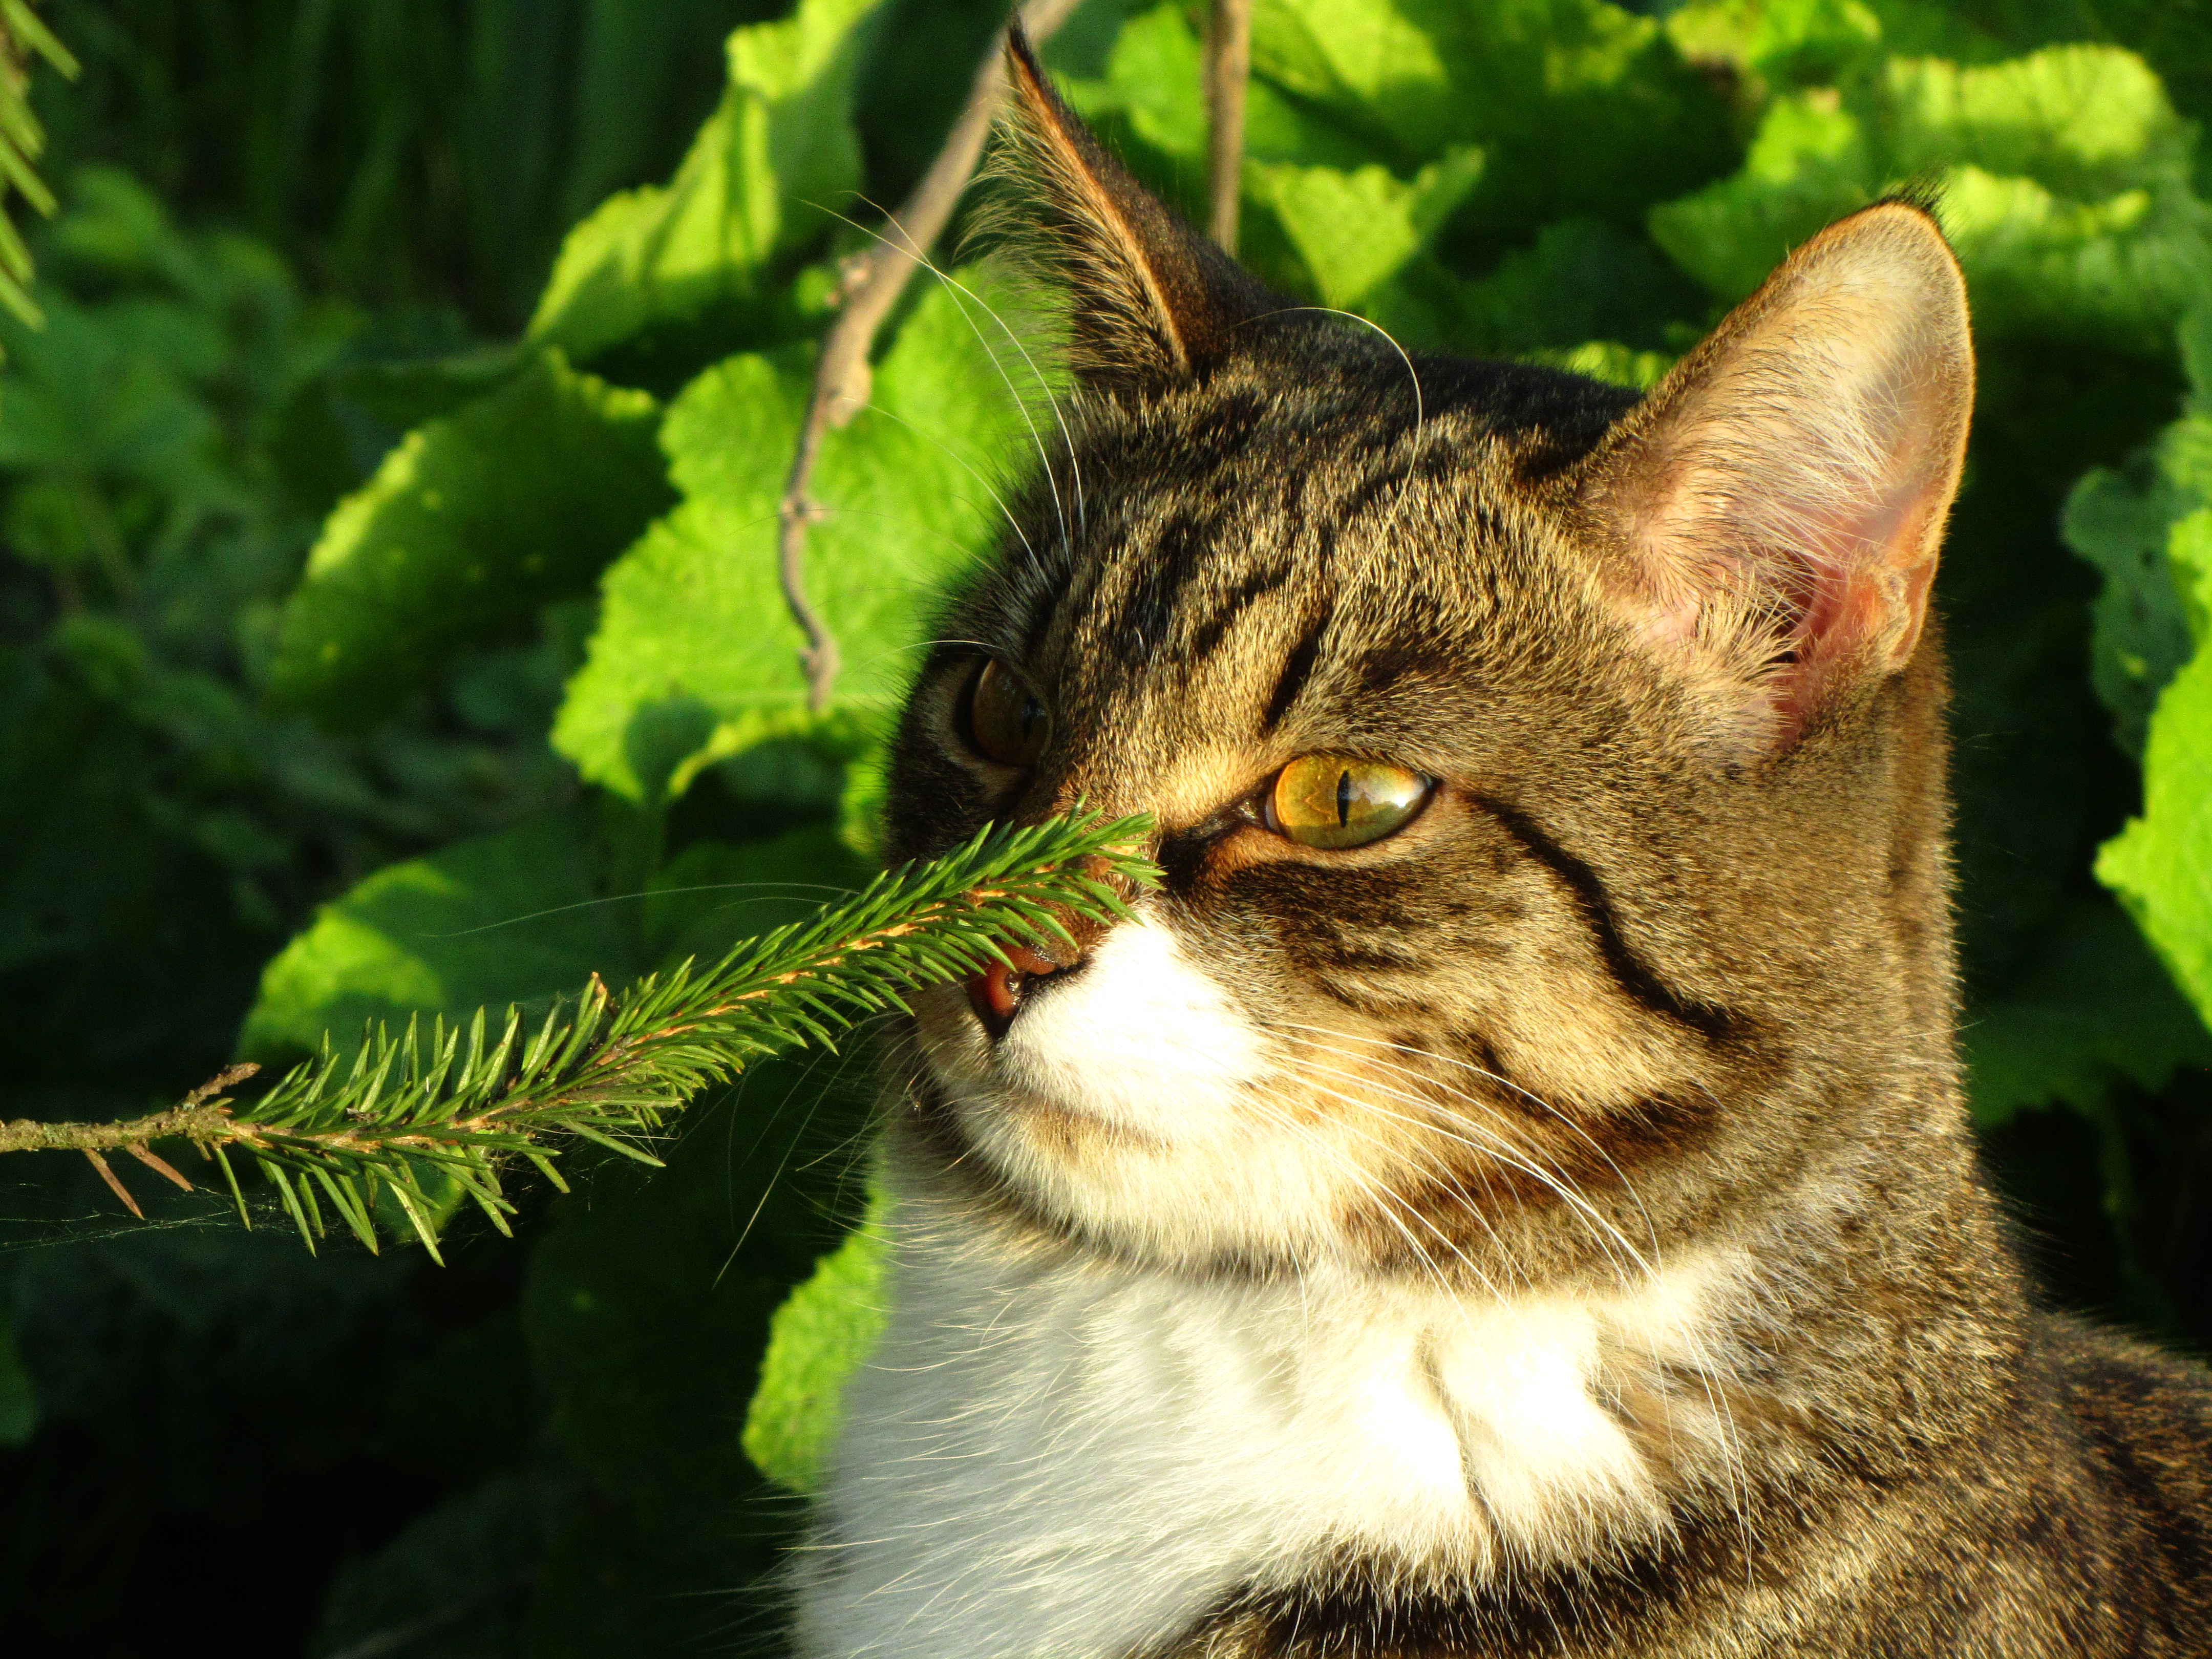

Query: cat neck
[796,1121,2024,1659]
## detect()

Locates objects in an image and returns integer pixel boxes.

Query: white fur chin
[994,914,1269,1138]
[916,912,1368,1262]
[793,1195,1745,1659]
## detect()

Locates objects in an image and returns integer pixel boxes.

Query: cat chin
[906,914,1373,1261]
[941,1079,1361,1264]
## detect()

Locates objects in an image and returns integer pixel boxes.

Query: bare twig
[1206,0,1253,253]
[777,0,1082,713]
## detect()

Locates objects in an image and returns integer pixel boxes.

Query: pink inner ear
[1594,203,1972,755]
[1772,464,1949,738]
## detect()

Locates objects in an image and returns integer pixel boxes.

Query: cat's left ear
[989,26,1269,396]
[1576,201,1973,754]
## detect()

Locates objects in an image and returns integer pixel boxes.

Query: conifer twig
[0,0,76,329]
[0,812,1156,1259]
[778,0,1081,712]
[1206,0,1253,254]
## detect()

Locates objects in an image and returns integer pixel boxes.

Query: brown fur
[850,31,2212,1657]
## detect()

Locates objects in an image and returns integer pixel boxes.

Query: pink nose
[965,942,1066,1037]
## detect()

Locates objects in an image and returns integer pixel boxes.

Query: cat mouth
[963,942,1066,1040]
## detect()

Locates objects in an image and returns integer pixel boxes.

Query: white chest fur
[793,1208,1741,1659]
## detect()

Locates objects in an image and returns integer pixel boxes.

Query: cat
[790,28,2212,1659]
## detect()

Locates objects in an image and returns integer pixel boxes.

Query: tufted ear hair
[987,25,1271,396]
[1576,201,1974,756]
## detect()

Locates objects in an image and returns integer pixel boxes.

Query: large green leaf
[1254,0,1735,232]
[520,1052,863,1535]
[551,274,1040,802]
[1247,147,1485,310]
[527,0,886,369]
[267,349,673,726]
[237,805,633,1060]
[742,1191,888,1495]
[2061,431,2200,757]
[2100,489,2212,1026]
[1965,896,2211,1126]
[1650,45,2212,351]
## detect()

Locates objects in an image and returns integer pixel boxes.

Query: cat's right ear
[1575,201,1973,757]
[988,26,1267,396]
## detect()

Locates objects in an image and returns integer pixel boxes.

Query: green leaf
[1247,147,1485,309]
[1649,89,1874,303]
[311,1474,566,1659]
[1965,897,2212,1127]
[267,349,673,726]
[1063,1,1209,164]
[644,826,869,972]
[2062,448,2197,757]
[1448,216,1704,355]
[1649,45,2212,351]
[523,1060,864,1517]
[238,805,634,1061]
[527,0,886,368]
[1518,339,1676,390]
[1253,0,1735,232]
[1880,46,2194,204]
[742,1192,888,1495]
[551,273,1040,802]
[2100,493,2212,1027]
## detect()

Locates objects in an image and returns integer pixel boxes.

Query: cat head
[880,33,1973,1281]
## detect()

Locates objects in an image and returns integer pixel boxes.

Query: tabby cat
[791,30,2212,1658]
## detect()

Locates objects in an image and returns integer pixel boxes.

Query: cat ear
[991,26,1268,394]
[1577,201,1973,754]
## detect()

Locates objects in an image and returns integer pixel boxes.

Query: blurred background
[1,1,2210,1654]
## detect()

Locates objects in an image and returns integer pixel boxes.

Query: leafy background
[2,0,2211,1653]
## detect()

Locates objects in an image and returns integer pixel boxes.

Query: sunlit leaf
[267,349,672,725]
[551,274,1040,802]
[528,0,886,368]
[742,1190,888,1495]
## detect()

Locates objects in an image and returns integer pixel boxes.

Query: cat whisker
[1245,305,1424,527]
[1282,1048,1653,1286]
[818,200,1082,563]
[1238,1088,1522,1314]
[1272,1019,1662,1259]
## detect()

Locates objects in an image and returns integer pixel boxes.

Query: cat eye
[964,658,1050,767]
[1265,755,1432,849]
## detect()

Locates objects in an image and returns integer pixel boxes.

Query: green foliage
[552,273,1041,802]
[6,2,2212,1655]
[530,0,886,368]
[268,352,673,725]
[1651,41,2212,351]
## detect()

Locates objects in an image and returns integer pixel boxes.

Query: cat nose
[964,939,1081,1040]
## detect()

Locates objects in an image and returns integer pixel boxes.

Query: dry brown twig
[1206,0,1253,253]
[777,0,1084,713]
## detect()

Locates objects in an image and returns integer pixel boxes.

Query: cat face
[879,40,1972,1282]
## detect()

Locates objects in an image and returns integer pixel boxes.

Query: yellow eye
[966,658,1050,767]
[1267,755,1431,848]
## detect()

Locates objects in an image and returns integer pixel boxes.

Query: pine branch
[0,812,1157,1259]
[0,0,76,330]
